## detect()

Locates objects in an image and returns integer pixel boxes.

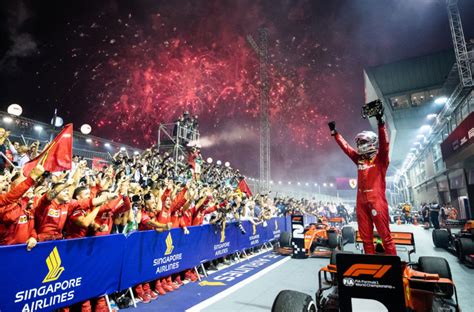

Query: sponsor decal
[153,233,182,274]
[43,247,65,283]
[164,232,174,256]
[213,241,230,257]
[47,209,60,218]
[14,247,82,311]
[342,264,395,290]
[349,179,357,189]
[18,215,28,224]
[371,209,377,217]
[344,264,392,278]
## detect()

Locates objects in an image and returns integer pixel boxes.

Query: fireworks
[57,0,351,150]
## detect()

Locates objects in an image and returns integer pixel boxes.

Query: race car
[276,217,355,257]
[272,251,460,312]
[433,219,474,268]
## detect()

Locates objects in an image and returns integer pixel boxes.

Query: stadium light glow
[420,125,432,132]
[305,182,309,186]
[7,104,22,116]
[329,183,334,187]
[34,125,43,132]
[323,183,327,187]
[297,182,301,186]
[427,114,437,119]
[288,181,292,185]
[216,160,222,166]
[278,181,282,184]
[434,96,448,105]
[134,151,140,155]
[2,116,13,123]
[314,183,318,186]
[80,124,92,135]
[224,161,230,167]
[104,143,111,148]
[207,157,213,164]
[86,138,92,143]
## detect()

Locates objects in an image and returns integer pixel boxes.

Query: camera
[361,99,384,119]
[131,194,141,203]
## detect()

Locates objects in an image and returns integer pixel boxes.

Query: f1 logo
[343,264,392,278]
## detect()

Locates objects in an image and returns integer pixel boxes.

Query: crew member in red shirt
[0,164,45,249]
[34,181,117,242]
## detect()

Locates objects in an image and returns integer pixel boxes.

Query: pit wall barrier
[0,217,287,312]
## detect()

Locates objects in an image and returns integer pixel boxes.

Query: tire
[272,290,316,312]
[342,226,355,244]
[330,250,354,265]
[458,237,474,261]
[418,256,453,298]
[327,231,339,249]
[279,232,291,248]
[432,229,450,249]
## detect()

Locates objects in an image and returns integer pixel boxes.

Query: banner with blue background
[0,217,287,311]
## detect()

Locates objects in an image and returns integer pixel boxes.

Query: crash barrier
[0,217,286,312]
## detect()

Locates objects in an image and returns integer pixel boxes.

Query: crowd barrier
[0,217,287,312]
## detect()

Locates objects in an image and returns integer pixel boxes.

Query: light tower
[247,28,271,193]
[446,0,473,87]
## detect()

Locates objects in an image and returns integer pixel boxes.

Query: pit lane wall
[0,217,286,312]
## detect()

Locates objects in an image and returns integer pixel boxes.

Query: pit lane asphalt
[199,224,474,312]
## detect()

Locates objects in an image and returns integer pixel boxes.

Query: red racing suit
[334,122,396,255]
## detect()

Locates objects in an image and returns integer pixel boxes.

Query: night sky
[1,0,473,183]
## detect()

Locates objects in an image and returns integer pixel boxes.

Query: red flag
[23,124,73,176]
[92,157,108,171]
[237,179,253,197]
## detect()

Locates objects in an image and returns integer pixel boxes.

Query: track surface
[131,224,474,311]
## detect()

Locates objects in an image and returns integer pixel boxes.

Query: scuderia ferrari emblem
[14,247,83,311]
[349,179,357,189]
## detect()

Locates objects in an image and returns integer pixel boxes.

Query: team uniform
[334,123,396,255]
[34,195,93,241]
[0,198,36,245]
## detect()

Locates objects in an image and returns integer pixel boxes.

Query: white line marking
[186,256,291,312]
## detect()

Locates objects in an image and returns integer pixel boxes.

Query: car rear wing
[355,231,416,261]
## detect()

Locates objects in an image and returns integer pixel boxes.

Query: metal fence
[0,111,142,163]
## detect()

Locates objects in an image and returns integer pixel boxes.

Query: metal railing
[0,111,142,162]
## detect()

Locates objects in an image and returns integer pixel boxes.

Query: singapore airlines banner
[0,218,286,311]
[0,235,125,312]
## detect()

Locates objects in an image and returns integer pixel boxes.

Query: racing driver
[328,107,396,255]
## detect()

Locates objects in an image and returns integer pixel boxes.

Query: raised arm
[328,121,358,164]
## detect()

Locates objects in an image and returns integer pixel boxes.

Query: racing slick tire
[458,237,474,263]
[341,226,355,244]
[418,256,453,298]
[327,231,339,249]
[272,290,316,312]
[432,229,450,249]
[279,232,292,248]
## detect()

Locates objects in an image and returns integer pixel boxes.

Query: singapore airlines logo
[252,224,257,235]
[164,233,174,255]
[43,247,65,283]
[275,220,278,231]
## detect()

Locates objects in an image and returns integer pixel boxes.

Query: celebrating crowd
[0,116,352,311]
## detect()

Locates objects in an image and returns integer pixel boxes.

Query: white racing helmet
[355,131,378,155]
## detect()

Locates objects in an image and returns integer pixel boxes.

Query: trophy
[361,99,384,119]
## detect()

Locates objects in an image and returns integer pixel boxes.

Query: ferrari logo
[164,233,174,255]
[43,247,65,283]
[349,179,357,189]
